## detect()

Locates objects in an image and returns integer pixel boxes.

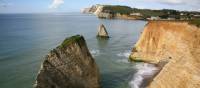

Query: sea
[0,12,158,88]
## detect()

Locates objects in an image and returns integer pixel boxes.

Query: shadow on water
[100,66,137,88]
[96,37,109,48]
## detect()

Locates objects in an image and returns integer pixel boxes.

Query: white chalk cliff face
[82,5,113,19]
[34,35,101,88]
[82,5,102,14]
[94,5,103,15]
[130,21,200,88]
[97,24,109,38]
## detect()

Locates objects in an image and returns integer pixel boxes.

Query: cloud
[0,0,11,8]
[117,0,200,5]
[147,0,184,4]
[115,0,200,11]
[49,0,64,9]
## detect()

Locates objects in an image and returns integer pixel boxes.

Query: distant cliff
[130,21,200,88]
[34,35,101,88]
[82,4,142,20]
[82,5,103,14]
[82,5,200,20]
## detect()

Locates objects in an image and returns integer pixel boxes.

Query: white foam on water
[116,50,131,63]
[117,50,131,58]
[90,49,100,56]
[129,63,159,88]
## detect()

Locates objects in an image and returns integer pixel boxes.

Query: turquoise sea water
[0,13,147,88]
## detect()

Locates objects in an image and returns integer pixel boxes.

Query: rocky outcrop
[96,12,113,19]
[130,21,200,88]
[34,35,101,88]
[97,24,109,38]
[82,5,112,19]
[82,4,103,14]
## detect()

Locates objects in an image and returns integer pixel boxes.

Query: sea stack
[97,24,109,38]
[34,35,101,88]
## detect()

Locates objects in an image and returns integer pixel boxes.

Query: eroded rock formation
[34,35,101,88]
[130,21,200,88]
[82,4,103,14]
[97,24,109,38]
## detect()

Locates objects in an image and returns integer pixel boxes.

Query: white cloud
[118,0,200,5]
[147,0,184,4]
[115,0,200,11]
[49,0,64,9]
[0,0,12,8]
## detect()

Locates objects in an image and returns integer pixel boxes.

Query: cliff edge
[34,35,101,88]
[130,21,200,88]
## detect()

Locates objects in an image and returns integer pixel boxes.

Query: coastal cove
[0,13,150,88]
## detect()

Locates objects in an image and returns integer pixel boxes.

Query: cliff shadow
[96,37,109,48]
[100,68,135,88]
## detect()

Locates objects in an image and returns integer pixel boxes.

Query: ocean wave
[90,49,100,56]
[116,59,129,63]
[117,50,131,58]
[129,63,159,88]
[116,50,131,63]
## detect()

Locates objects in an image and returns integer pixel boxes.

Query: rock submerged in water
[97,24,109,38]
[34,35,101,88]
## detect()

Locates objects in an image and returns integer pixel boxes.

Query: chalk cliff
[130,21,200,88]
[82,5,113,19]
[34,35,101,88]
[82,4,103,14]
[82,5,141,19]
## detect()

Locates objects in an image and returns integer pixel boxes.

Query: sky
[0,0,200,13]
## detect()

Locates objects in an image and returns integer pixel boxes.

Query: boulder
[34,35,101,88]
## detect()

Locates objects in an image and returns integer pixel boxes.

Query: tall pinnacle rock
[97,24,109,38]
[34,35,101,88]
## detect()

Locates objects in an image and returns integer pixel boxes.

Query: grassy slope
[189,19,200,27]
[102,5,133,14]
[61,35,82,47]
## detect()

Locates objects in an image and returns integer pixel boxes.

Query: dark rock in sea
[97,24,109,38]
[34,35,101,88]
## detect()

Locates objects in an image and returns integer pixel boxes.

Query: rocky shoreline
[34,14,200,88]
[129,21,200,88]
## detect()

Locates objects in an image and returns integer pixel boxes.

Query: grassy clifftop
[189,19,200,27]
[61,35,83,47]
[102,5,132,14]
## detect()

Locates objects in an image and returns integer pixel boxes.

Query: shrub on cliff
[189,19,200,27]
[102,5,132,15]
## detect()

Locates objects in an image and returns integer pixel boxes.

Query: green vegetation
[129,56,144,62]
[100,5,200,20]
[102,5,132,14]
[61,35,82,47]
[96,5,200,27]
[132,8,165,17]
[189,19,200,27]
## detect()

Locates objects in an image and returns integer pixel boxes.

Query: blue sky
[0,0,200,13]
